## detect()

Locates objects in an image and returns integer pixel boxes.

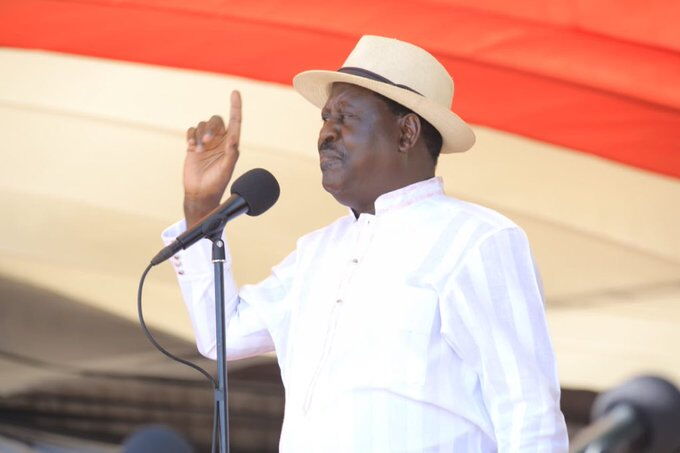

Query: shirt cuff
[161,219,230,278]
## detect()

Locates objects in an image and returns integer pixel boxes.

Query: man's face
[318,83,403,213]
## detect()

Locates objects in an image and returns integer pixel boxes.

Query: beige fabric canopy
[1,47,679,392]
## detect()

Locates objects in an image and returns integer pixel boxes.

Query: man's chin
[321,173,339,195]
[321,173,348,203]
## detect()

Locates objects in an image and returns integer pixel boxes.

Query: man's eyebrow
[322,100,357,113]
[338,98,359,108]
[336,101,362,114]
[335,95,359,106]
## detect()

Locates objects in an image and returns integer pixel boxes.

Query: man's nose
[318,120,339,149]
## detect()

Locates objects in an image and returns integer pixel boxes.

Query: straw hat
[293,35,475,154]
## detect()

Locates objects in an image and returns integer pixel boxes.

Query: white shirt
[163,177,568,452]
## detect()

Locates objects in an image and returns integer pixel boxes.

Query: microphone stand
[197,200,249,453]
[209,231,230,453]
[570,405,642,453]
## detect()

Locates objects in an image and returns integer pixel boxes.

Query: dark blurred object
[123,424,194,453]
[570,375,680,453]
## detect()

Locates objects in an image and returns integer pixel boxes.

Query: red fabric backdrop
[1,0,678,178]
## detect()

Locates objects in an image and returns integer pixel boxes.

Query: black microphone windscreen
[592,375,680,453]
[230,168,280,216]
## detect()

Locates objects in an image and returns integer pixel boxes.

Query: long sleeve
[440,226,568,452]
[162,220,294,361]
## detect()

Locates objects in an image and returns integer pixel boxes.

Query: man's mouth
[319,151,342,170]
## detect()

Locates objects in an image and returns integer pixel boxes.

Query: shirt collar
[351,177,444,218]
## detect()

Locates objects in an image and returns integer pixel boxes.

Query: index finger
[226,90,242,143]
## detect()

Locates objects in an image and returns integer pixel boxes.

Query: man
[163,36,568,452]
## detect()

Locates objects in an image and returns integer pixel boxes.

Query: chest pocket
[367,284,439,387]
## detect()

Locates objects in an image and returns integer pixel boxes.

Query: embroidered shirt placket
[302,215,375,414]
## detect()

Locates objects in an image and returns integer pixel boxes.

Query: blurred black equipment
[570,375,680,453]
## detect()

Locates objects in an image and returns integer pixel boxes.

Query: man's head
[317,82,439,213]
[294,35,475,213]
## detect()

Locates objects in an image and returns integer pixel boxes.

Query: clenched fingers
[186,126,197,151]
[202,115,226,149]
[186,118,222,153]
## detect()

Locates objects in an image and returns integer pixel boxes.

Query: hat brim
[293,70,475,154]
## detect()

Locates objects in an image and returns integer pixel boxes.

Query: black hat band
[337,67,423,96]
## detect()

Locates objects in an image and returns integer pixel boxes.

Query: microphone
[151,168,280,266]
[570,375,680,453]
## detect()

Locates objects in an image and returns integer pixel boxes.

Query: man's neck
[349,174,437,217]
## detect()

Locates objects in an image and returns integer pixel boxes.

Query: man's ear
[398,113,422,153]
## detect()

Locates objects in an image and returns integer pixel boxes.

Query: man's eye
[321,112,352,122]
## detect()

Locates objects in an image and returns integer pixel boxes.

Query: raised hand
[183,90,242,228]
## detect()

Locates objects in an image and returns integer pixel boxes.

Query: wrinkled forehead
[323,82,385,109]
[329,81,378,98]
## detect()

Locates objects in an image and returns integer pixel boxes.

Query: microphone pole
[210,232,231,453]
[206,168,279,453]
[569,404,643,453]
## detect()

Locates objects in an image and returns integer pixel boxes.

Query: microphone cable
[137,263,220,453]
